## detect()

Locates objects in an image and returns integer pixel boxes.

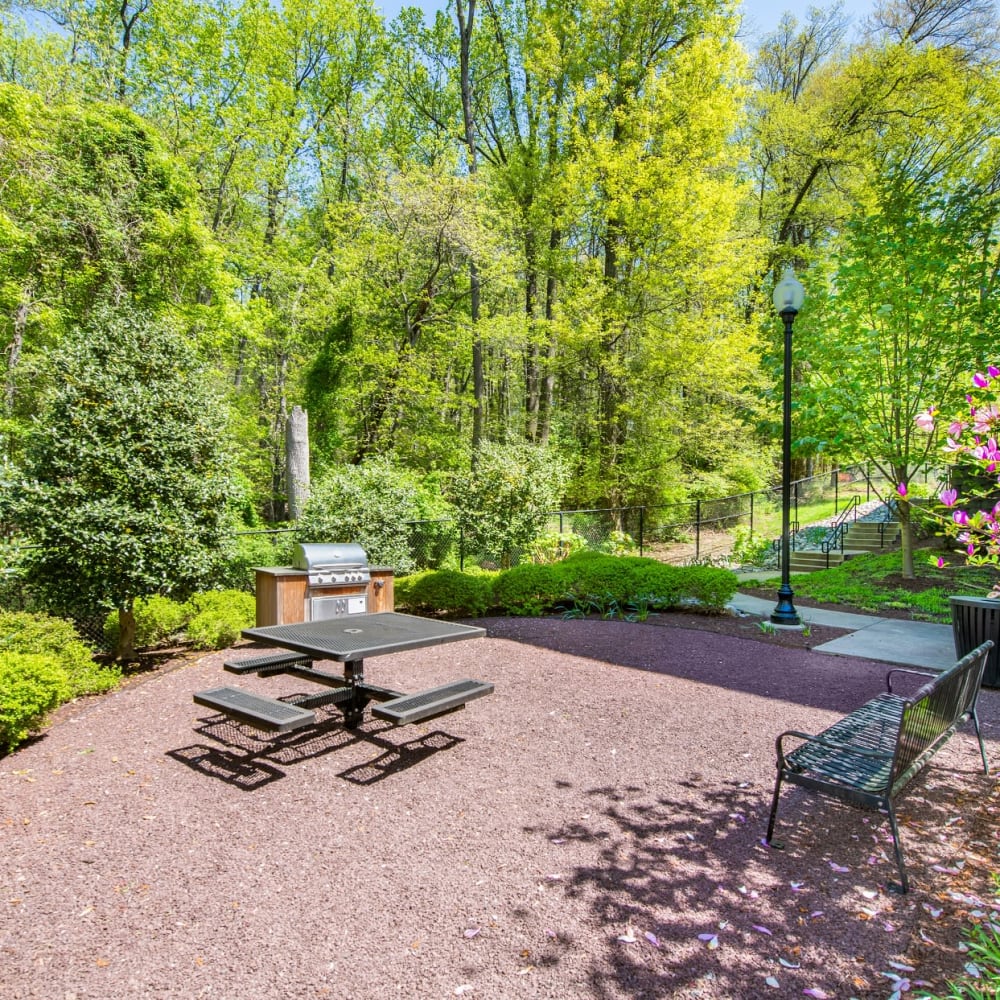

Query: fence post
[749,491,754,538]
[834,467,839,514]
[793,481,799,531]
[639,507,644,557]
[866,462,871,502]
[695,499,701,560]
[459,527,465,572]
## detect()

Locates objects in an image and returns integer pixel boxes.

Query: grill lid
[293,543,370,587]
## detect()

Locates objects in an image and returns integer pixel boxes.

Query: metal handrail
[819,495,861,568]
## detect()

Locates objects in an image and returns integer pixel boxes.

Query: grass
[756,550,997,621]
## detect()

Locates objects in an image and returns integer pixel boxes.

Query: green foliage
[450,443,569,568]
[731,527,773,567]
[526,532,588,564]
[491,564,565,616]
[0,652,70,752]
[928,920,1000,999]
[213,532,298,593]
[102,595,190,651]
[184,590,256,650]
[0,610,119,697]
[395,570,493,618]
[298,458,421,573]
[765,551,996,621]
[4,307,238,657]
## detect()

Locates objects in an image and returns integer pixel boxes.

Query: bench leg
[885,801,909,894]
[972,708,990,776]
[765,770,785,846]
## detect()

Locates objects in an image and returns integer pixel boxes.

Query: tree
[5,308,238,659]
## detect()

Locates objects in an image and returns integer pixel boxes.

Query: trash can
[950,596,1000,687]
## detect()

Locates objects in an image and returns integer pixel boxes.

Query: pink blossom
[940,488,958,507]
[950,421,967,437]
[954,510,970,527]
[915,409,936,432]
[990,366,1000,378]
[897,482,908,498]
[937,557,945,569]
[974,372,990,388]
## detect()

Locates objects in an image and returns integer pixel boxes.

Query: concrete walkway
[728,592,957,670]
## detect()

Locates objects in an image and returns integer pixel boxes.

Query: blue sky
[375,1,876,42]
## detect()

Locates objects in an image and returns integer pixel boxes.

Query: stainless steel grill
[292,542,371,587]
[292,543,371,621]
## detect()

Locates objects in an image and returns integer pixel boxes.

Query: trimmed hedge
[0,652,70,752]
[185,590,256,650]
[395,555,738,618]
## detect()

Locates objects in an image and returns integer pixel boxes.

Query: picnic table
[194,612,493,733]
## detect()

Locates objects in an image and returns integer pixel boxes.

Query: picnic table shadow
[168,701,463,791]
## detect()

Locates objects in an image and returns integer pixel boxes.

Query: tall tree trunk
[457,0,485,453]
[5,298,28,411]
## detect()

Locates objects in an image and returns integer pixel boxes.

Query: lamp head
[773,266,805,315]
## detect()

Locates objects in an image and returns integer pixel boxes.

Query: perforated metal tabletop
[243,612,485,661]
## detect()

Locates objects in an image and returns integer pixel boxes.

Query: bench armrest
[775,729,895,769]
[886,666,937,694]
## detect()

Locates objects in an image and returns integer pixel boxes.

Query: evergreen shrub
[0,652,69,752]
[492,564,566,616]
[396,570,493,617]
[185,590,255,650]
[0,609,119,697]
[102,595,190,651]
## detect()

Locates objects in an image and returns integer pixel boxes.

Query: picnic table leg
[765,770,785,848]
[339,658,371,729]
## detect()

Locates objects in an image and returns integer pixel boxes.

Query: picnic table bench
[194,612,493,734]
[765,640,993,892]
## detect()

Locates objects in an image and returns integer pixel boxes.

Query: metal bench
[766,640,993,892]
[371,679,495,726]
[193,686,317,734]
[223,652,314,676]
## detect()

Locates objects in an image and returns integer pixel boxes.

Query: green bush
[185,590,256,650]
[213,531,297,592]
[492,563,566,615]
[680,565,739,609]
[103,595,190,651]
[396,570,493,618]
[298,457,421,573]
[0,652,70,752]
[0,610,119,697]
[525,531,588,564]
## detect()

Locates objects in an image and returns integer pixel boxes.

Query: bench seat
[223,652,314,676]
[194,686,316,733]
[372,679,494,726]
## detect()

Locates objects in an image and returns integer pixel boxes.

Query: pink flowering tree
[911,366,1000,595]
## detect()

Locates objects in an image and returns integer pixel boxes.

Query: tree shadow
[522,756,996,999]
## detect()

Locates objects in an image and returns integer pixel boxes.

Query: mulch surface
[2,614,999,1000]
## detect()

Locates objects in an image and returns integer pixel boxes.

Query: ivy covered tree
[5,307,238,659]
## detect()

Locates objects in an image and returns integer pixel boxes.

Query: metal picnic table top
[242,611,486,662]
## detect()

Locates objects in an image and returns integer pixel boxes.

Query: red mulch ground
[1,612,998,1000]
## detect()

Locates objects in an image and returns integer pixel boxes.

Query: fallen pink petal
[803,989,830,998]
[752,925,773,936]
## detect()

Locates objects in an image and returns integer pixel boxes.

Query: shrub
[492,564,566,616]
[298,457,421,573]
[449,442,569,568]
[185,590,256,650]
[0,652,70,752]
[213,531,297,592]
[102,595,190,651]
[681,566,739,609]
[396,570,493,618]
[0,610,119,697]
[526,531,588,564]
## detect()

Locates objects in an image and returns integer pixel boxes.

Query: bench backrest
[891,640,993,792]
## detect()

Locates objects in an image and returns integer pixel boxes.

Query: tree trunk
[457,0,485,453]
[116,605,137,661]
[286,405,310,520]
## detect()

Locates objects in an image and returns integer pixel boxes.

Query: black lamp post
[771,267,804,627]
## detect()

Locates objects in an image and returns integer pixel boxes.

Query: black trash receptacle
[950,596,1000,687]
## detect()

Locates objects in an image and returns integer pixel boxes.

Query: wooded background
[2,0,999,526]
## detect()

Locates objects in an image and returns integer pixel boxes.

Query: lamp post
[771,267,804,627]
